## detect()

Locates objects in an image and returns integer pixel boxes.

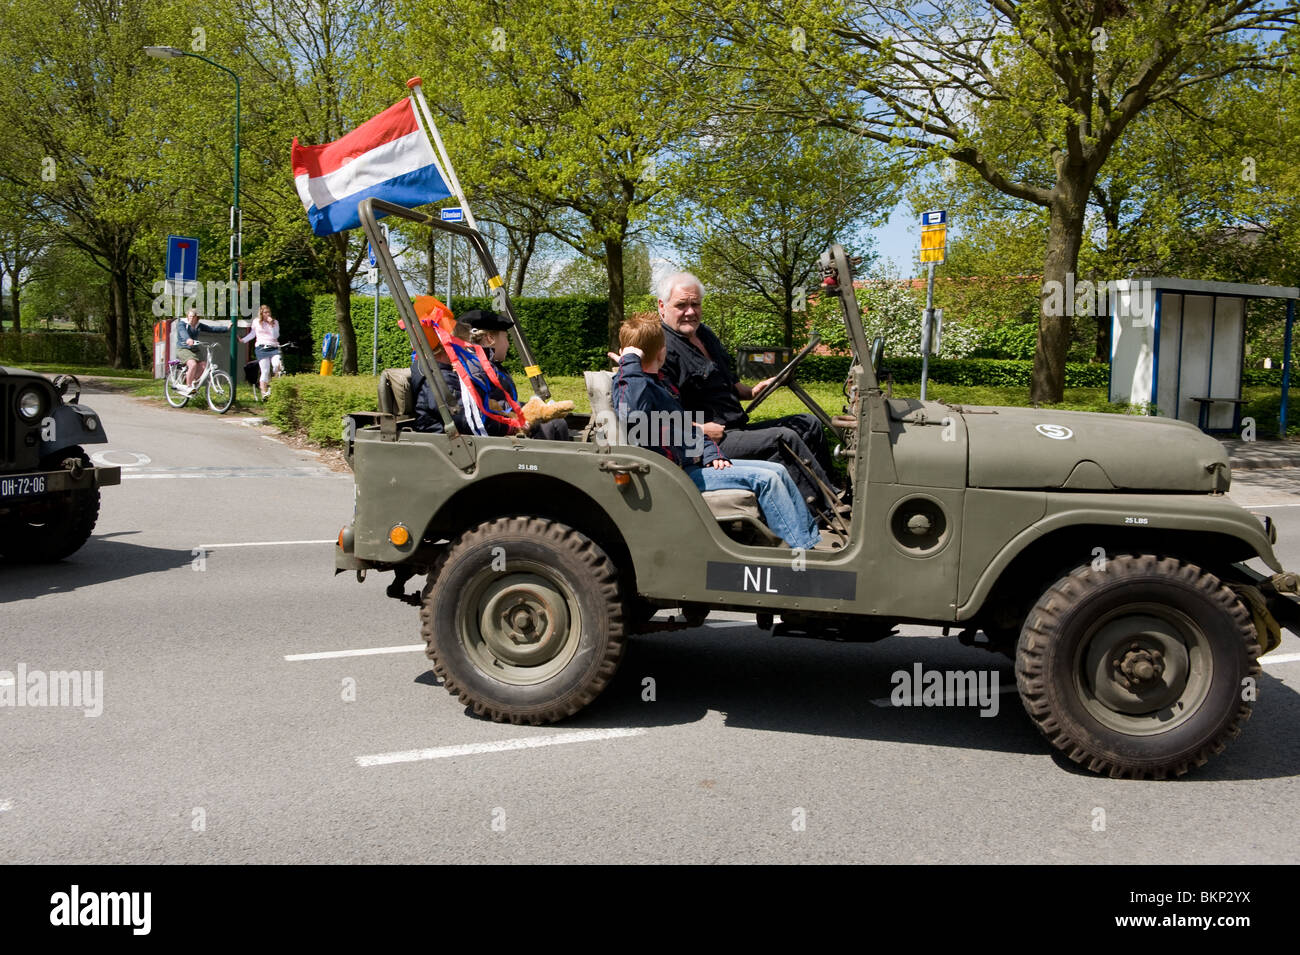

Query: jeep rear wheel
[1017,555,1261,779]
[422,517,626,724]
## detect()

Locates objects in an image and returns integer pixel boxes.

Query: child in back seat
[613,315,820,550]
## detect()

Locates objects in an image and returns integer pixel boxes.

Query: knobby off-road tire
[1017,554,1261,779]
[164,369,190,407]
[0,448,101,562]
[206,370,234,413]
[421,517,627,724]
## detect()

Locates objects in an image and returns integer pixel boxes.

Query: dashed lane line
[356,727,648,767]
[200,539,335,550]
[286,644,424,662]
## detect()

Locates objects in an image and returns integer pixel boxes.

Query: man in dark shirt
[656,272,838,511]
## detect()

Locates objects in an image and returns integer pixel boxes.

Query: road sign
[920,210,947,265]
[366,267,379,286]
[440,207,464,223]
[165,235,200,298]
[368,243,375,267]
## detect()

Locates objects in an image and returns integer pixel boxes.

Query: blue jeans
[687,458,821,550]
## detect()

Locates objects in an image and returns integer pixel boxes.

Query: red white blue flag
[291,98,451,236]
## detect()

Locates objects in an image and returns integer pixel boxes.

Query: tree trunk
[780,274,794,349]
[512,231,537,299]
[1031,196,1087,404]
[426,230,437,297]
[9,278,19,336]
[102,282,117,364]
[333,268,357,375]
[109,265,135,369]
[603,237,625,352]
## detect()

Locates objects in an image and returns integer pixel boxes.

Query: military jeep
[337,198,1299,778]
[0,368,120,561]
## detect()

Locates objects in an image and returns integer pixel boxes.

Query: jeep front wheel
[1016,554,1260,779]
[422,517,626,724]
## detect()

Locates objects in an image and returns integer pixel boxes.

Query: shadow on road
[419,625,1300,781]
[0,531,193,599]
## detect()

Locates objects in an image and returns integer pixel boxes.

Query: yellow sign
[920,224,946,264]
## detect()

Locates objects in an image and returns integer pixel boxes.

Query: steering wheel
[744,331,821,416]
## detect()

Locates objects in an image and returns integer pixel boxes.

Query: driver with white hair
[655,271,840,514]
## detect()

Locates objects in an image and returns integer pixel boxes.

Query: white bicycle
[164,341,234,413]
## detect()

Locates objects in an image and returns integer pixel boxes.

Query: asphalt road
[2,384,1298,864]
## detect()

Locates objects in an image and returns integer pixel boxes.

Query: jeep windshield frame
[819,242,879,393]
[358,198,552,436]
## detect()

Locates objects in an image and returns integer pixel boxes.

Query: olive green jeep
[0,368,120,561]
[336,198,1299,778]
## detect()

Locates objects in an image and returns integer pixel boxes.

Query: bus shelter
[1109,278,1299,435]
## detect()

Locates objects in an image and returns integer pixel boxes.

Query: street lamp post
[145,46,242,397]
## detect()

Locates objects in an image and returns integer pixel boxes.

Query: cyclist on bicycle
[240,304,282,399]
[175,307,209,394]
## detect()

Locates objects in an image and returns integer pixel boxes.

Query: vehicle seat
[378,367,415,417]
[583,370,781,545]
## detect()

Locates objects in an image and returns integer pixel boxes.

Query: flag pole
[406,77,477,231]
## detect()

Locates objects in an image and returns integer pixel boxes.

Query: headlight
[17,387,45,420]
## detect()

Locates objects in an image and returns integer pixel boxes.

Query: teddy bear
[521,395,575,427]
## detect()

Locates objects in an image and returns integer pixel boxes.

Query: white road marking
[1262,652,1300,666]
[200,539,335,550]
[0,801,11,812]
[869,684,1017,708]
[0,675,14,687]
[286,644,423,661]
[357,727,648,767]
[123,466,333,480]
[90,450,152,468]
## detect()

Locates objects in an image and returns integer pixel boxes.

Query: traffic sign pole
[918,210,947,401]
[440,208,462,312]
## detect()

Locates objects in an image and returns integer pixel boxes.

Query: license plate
[0,475,48,500]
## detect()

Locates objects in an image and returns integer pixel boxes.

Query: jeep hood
[961,406,1230,492]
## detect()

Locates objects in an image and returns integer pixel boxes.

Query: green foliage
[311,294,612,377]
[797,354,1111,387]
[972,323,1038,360]
[264,374,381,447]
[0,331,109,366]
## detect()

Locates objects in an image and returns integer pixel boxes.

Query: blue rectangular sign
[440,207,464,222]
[166,235,199,282]
[921,210,947,226]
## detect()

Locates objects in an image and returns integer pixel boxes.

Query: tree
[227,0,399,375]
[395,0,726,347]
[666,121,897,347]
[0,0,199,367]
[713,0,1299,401]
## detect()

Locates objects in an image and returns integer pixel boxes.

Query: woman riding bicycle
[240,304,282,399]
[175,307,209,394]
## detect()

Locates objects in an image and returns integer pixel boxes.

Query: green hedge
[798,355,1112,387]
[0,331,109,365]
[311,294,612,376]
[264,374,380,447]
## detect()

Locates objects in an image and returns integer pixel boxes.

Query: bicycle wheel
[164,368,190,407]
[207,370,234,413]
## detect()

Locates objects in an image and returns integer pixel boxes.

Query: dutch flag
[292,98,452,236]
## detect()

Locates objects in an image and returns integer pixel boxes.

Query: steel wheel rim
[1074,602,1213,736]
[458,560,582,686]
